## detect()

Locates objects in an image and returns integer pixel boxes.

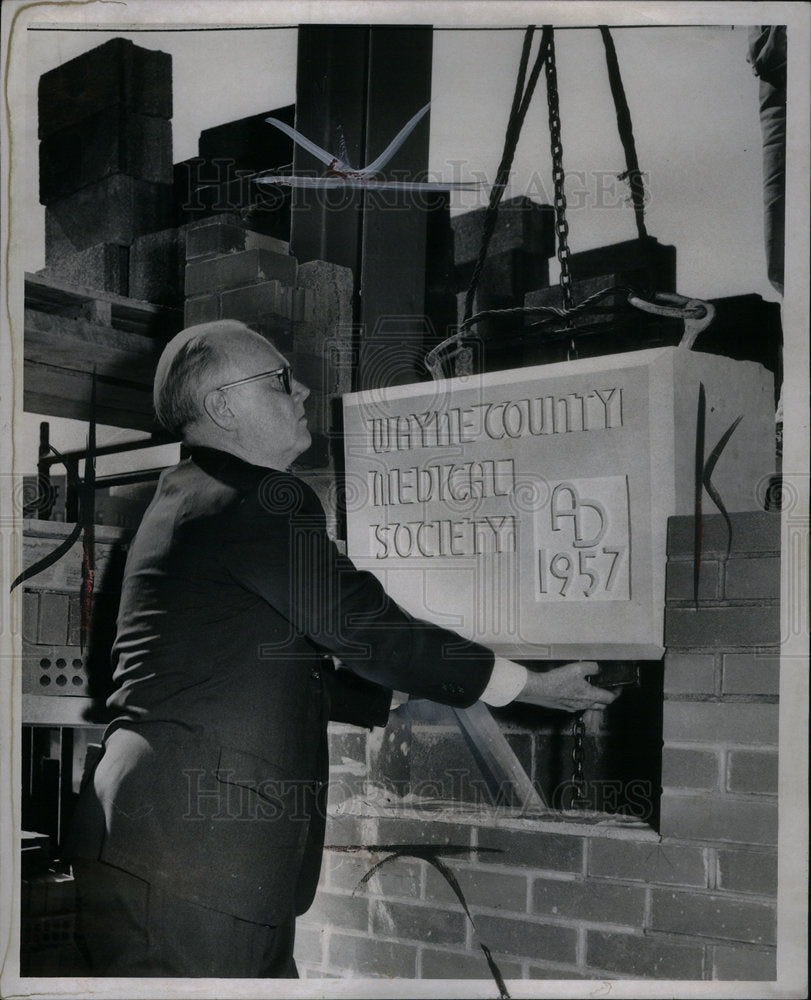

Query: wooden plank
[25,308,163,383]
[24,361,156,431]
[452,702,552,815]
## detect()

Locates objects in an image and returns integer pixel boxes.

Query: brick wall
[294,511,780,982]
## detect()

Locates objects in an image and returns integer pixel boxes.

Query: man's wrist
[479,658,529,707]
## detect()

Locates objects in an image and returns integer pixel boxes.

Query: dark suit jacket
[65,447,494,924]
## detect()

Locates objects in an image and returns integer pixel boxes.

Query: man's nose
[292,377,310,401]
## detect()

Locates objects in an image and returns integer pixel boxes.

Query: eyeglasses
[216,365,292,395]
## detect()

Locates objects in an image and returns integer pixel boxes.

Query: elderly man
[66,319,617,978]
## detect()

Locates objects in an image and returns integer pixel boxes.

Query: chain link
[544,29,573,315]
[570,711,587,808]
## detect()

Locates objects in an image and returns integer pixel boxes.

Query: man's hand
[515,661,620,712]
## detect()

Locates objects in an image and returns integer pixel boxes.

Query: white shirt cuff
[479,658,529,707]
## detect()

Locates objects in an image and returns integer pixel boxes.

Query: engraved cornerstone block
[343,348,773,659]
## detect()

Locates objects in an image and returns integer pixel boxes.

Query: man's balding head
[153,320,260,436]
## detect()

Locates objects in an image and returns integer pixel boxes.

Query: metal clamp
[627,291,716,349]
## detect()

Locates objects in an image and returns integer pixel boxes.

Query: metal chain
[544,29,573,313]
[570,711,587,808]
[544,28,578,359]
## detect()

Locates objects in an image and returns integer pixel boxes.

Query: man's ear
[202,388,236,430]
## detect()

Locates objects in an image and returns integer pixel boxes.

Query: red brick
[667,513,780,557]
[663,702,778,744]
[662,747,720,790]
[663,653,717,694]
[37,592,69,644]
[370,898,466,946]
[665,606,780,648]
[298,889,369,932]
[473,913,577,963]
[184,293,220,326]
[587,839,707,887]
[184,248,297,296]
[293,924,324,967]
[375,818,473,851]
[420,946,523,979]
[476,829,583,873]
[650,889,775,944]
[424,864,528,912]
[726,750,778,795]
[666,560,720,601]
[712,943,776,980]
[328,931,418,977]
[722,654,780,695]
[586,929,705,979]
[531,877,646,925]
[724,557,781,600]
[717,849,778,897]
[328,852,423,899]
[660,792,777,845]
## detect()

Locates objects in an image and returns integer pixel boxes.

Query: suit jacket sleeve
[221,473,495,708]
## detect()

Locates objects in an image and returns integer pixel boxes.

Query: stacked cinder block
[181,215,354,531]
[294,510,780,982]
[38,39,174,297]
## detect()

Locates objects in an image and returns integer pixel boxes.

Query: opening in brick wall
[336,659,664,831]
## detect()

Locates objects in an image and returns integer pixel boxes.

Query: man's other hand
[515,661,620,712]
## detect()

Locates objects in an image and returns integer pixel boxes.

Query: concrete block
[184,216,290,260]
[659,792,777,845]
[472,913,577,962]
[45,175,173,256]
[424,864,528,913]
[665,605,780,650]
[663,652,717,694]
[661,747,720,790]
[421,946,523,979]
[37,592,69,645]
[712,943,776,981]
[476,829,583,873]
[295,259,355,354]
[185,249,297,297]
[184,294,220,326]
[22,591,39,644]
[327,852,423,899]
[218,282,292,326]
[39,109,172,203]
[531,877,646,925]
[667,512,781,558]
[38,38,172,139]
[587,839,708,887]
[129,228,184,306]
[586,929,705,979]
[722,653,780,695]
[455,247,550,299]
[716,849,778,897]
[663,702,778,745]
[292,924,324,967]
[38,243,129,296]
[452,197,555,263]
[726,750,778,795]
[724,556,781,600]
[370,898,466,946]
[198,105,295,174]
[650,889,776,945]
[328,931,418,977]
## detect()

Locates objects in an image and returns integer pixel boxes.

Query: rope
[462,26,552,325]
[599,26,648,239]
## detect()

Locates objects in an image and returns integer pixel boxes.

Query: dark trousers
[72,859,298,978]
